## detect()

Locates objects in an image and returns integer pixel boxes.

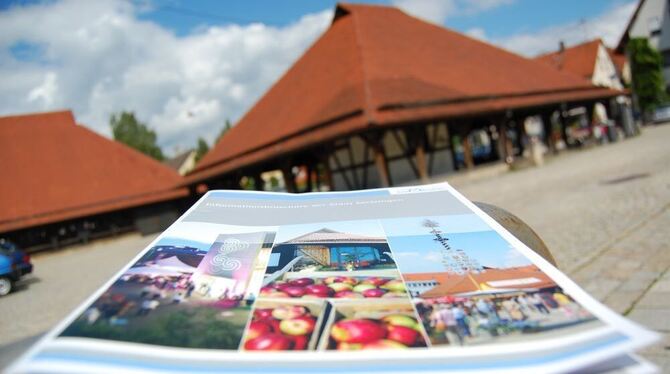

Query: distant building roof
[0,110,188,232]
[615,0,647,53]
[608,48,627,73]
[403,265,556,298]
[186,3,619,184]
[281,228,386,245]
[164,149,197,176]
[535,39,602,80]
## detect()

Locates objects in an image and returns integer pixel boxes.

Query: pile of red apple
[330,314,426,350]
[243,305,317,351]
[259,276,407,299]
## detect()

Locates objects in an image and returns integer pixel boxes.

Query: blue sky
[387,230,531,274]
[381,214,492,236]
[134,0,631,41]
[0,0,637,154]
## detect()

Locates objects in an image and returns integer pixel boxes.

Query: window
[267,253,280,267]
[331,246,379,269]
[663,50,670,67]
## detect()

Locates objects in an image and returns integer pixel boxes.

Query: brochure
[9,183,658,373]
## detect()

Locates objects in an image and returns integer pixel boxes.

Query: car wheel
[0,277,12,296]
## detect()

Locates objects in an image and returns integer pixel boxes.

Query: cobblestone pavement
[1,124,668,369]
[448,124,670,370]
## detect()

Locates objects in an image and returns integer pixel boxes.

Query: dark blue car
[0,239,33,296]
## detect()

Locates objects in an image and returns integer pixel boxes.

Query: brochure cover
[8,183,658,373]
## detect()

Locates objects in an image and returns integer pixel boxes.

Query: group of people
[82,274,198,326]
[419,290,590,346]
[137,275,197,304]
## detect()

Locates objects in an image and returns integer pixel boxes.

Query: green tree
[627,38,667,114]
[110,111,164,161]
[194,137,209,163]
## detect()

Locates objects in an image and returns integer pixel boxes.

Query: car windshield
[0,240,17,255]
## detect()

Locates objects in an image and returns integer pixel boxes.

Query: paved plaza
[1,124,669,369]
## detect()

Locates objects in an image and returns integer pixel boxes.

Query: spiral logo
[210,238,249,272]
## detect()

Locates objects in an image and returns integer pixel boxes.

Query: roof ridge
[0,109,74,123]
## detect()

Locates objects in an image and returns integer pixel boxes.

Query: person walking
[452,304,471,337]
[530,293,550,314]
[439,306,464,345]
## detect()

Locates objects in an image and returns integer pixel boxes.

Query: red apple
[289,278,314,287]
[305,284,332,297]
[381,280,406,293]
[244,333,293,351]
[381,292,407,298]
[254,308,274,320]
[334,290,364,298]
[352,283,377,293]
[324,276,357,285]
[271,305,308,320]
[283,286,307,298]
[291,334,309,350]
[381,314,420,330]
[386,325,419,346]
[268,319,282,333]
[331,319,387,343]
[337,342,363,351]
[361,339,407,350]
[328,282,353,292]
[260,290,290,298]
[361,277,389,287]
[280,316,316,336]
[246,321,272,341]
[274,282,292,291]
[362,288,387,298]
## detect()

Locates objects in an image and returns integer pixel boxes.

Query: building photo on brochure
[261,220,408,300]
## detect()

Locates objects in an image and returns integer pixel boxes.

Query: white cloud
[465,27,488,41]
[0,0,332,154]
[392,0,514,24]
[27,71,58,107]
[492,1,636,57]
[423,252,442,262]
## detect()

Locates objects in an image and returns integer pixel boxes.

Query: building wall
[628,0,670,88]
[593,44,624,89]
[177,151,197,176]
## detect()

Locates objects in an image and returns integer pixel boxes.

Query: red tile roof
[535,39,602,80]
[187,4,622,184]
[403,265,556,298]
[0,110,188,232]
[607,48,627,75]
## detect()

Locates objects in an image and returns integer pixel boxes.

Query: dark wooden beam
[363,133,391,187]
[346,138,361,189]
[330,150,353,190]
[462,133,475,170]
[361,137,369,189]
[281,161,297,193]
[406,127,428,182]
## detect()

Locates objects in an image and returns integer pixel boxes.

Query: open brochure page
[9,183,658,373]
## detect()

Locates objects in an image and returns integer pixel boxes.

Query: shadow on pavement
[0,333,44,370]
